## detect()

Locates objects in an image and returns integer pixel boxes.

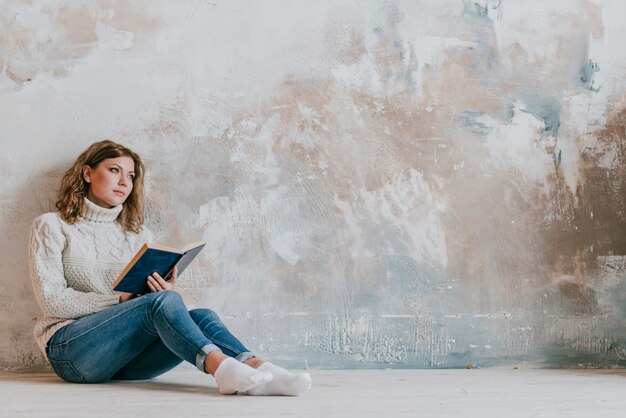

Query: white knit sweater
[29,198,152,358]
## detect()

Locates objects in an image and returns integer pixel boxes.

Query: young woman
[29,139,311,395]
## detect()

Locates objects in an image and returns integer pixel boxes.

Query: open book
[113,241,206,294]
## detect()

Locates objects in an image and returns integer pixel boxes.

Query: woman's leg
[181,308,310,396]
[46,291,271,393]
[110,338,183,380]
[111,308,256,380]
[47,291,216,382]
[189,309,256,362]
[185,308,311,396]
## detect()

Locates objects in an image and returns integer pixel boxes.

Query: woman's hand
[147,266,177,292]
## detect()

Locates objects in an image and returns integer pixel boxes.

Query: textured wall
[1,0,626,371]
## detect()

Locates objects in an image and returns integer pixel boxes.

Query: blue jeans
[46,291,254,383]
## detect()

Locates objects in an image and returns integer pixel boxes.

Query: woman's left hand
[147,266,177,292]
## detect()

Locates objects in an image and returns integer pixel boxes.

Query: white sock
[246,362,312,396]
[213,357,273,395]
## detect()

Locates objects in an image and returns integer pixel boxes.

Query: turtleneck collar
[81,197,123,223]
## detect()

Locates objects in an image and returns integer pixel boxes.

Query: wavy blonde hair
[56,140,146,233]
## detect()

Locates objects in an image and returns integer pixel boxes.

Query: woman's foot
[213,357,273,395]
[246,362,312,396]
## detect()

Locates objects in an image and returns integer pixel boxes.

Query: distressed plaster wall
[1,0,626,371]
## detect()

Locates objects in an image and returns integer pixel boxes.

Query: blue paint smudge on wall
[463,1,489,19]
[518,97,561,139]
[579,59,601,92]
[456,111,492,135]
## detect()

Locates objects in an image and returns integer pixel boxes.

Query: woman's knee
[145,289,183,306]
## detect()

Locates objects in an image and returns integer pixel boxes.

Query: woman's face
[82,156,135,208]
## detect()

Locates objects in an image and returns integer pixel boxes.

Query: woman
[29,139,311,395]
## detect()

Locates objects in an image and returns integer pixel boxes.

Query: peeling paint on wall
[2,0,626,371]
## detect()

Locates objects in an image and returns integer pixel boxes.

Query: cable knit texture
[29,197,152,359]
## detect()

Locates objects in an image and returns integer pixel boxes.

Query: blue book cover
[113,241,206,294]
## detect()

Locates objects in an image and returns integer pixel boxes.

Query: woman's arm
[29,215,119,319]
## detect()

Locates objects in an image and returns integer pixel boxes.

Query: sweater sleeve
[29,215,120,319]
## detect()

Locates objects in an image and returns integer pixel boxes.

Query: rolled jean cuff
[235,351,255,363]
[195,343,221,372]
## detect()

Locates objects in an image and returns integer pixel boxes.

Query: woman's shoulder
[29,212,71,247]
[31,211,67,230]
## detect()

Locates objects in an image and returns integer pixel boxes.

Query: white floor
[2,368,626,417]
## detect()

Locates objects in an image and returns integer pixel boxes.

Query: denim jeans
[45,290,254,383]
